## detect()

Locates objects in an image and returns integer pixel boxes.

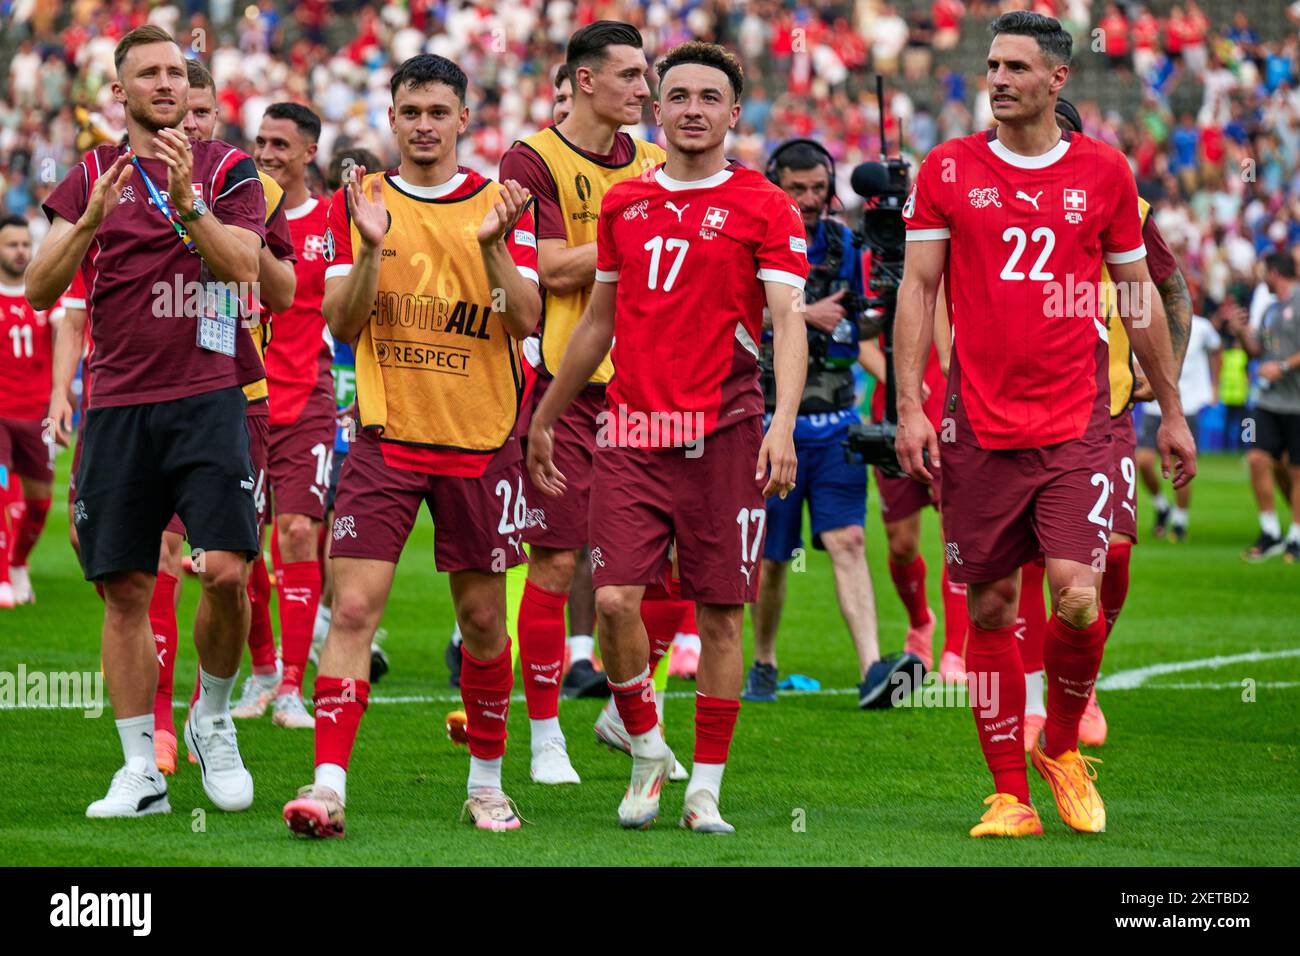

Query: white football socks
[313,604,331,645]
[530,717,563,755]
[117,714,155,767]
[1171,507,1189,528]
[468,756,502,794]
[1025,670,1046,718]
[567,635,594,662]
[685,762,724,801]
[1289,522,1300,545]
[315,762,347,804]
[193,666,236,723]
[1261,511,1281,538]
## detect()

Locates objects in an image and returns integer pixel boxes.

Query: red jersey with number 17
[902,128,1146,450]
[595,164,809,443]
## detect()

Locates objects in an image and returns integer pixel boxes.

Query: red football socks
[246,555,277,673]
[1043,611,1107,758]
[1017,560,1047,673]
[10,495,49,565]
[1101,540,1132,637]
[642,595,684,676]
[460,640,514,760]
[966,622,1029,803]
[518,579,567,720]
[150,571,179,735]
[313,674,370,770]
[608,667,658,736]
[277,560,321,695]
[694,694,740,765]
[889,555,930,628]
[940,565,968,659]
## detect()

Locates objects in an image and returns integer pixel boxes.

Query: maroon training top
[43,139,268,409]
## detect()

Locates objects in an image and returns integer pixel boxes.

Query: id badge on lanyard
[129,148,238,357]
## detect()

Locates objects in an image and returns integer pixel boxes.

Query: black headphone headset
[765,138,838,209]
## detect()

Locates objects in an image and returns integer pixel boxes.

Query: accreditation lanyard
[127,149,197,254]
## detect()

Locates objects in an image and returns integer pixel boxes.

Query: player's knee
[330,590,380,643]
[101,571,153,615]
[456,599,503,643]
[822,525,865,560]
[885,526,919,564]
[198,559,247,603]
[595,587,640,627]
[968,581,1017,630]
[1056,586,1098,629]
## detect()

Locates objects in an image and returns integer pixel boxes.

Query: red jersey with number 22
[595,164,809,443]
[903,128,1146,449]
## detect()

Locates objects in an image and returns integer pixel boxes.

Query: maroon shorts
[522,378,606,551]
[940,431,1114,585]
[875,467,940,524]
[329,428,527,573]
[165,407,270,540]
[269,401,336,521]
[0,417,54,484]
[1109,412,1138,543]
[589,416,766,605]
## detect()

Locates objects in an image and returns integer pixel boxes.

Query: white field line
[1094,648,1300,690]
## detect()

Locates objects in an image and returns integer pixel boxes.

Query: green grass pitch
[1,449,1297,866]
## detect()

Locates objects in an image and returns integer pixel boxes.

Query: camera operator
[747,140,889,708]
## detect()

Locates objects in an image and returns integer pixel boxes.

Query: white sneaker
[0,582,15,609]
[680,789,735,834]
[531,737,581,784]
[595,705,689,781]
[618,742,675,829]
[231,664,282,719]
[9,565,33,604]
[86,756,170,818]
[184,714,254,811]
[272,693,315,729]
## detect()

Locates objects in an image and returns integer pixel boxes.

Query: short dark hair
[656,41,744,101]
[1266,251,1296,279]
[389,54,467,104]
[327,147,382,192]
[554,64,571,89]
[772,142,830,179]
[1054,96,1083,133]
[264,102,322,143]
[186,58,214,91]
[114,25,182,78]
[990,11,1072,66]
[565,21,643,74]
[0,214,28,232]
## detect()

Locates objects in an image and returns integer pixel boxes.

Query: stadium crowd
[3,1,1298,454]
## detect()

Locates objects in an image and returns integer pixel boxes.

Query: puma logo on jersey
[1015,190,1043,210]
[665,201,690,223]
[739,564,754,585]
[507,534,522,556]
[968,187,1002,209]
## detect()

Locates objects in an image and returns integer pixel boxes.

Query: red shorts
[329,428,527,573]
[0,417,54,484]
[269,397,336,520]
[874,467,940,524]
[1109,412,1138,543]
[165,406,270,540]
[522,377,605,551]
[589,416,766,604]
[941,431,1113,585]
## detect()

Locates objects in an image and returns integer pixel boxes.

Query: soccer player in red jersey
[29,26,270,818]
[251,102,335,730]
[0,216,57,608]
[894,12,1196,836]
[528,41,809,832]
[281,54,540,837]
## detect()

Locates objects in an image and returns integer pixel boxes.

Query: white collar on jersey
[389,171,468,199]
[284,196,319,220]
[986,131,1071,170]
[0,283,24,296]
[654,167,733,192]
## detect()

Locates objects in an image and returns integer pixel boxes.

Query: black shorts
[1253,406,1300,462]
[73,387,259,580]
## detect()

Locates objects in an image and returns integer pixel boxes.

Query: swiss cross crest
[703,207,729,229]
[1063,188,1087,224]
[302,234,327,261]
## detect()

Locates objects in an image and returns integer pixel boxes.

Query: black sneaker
[1286,539,1300,564]
[1152,501,1171,538]
[741,662,778,702]
[858,652,926,709]
[1243,531,1286,563]
[561,658,610,699]
[370,644,389,684]
[444,638,461,688]
[1169,521,1187,543]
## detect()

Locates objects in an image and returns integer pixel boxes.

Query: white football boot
[271,693,315,729]
[86,756,171,818]
[618,740,676,830]
[9,565,33,604]
[595,700,689,781]
[231,662,282,719]
[184,713,254,811]
[530,737,581,784]
[680,789,735,834]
